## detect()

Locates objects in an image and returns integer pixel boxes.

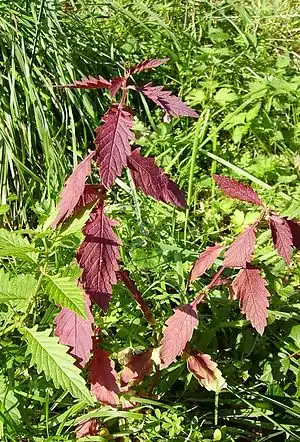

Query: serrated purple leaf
[94,104,133,189]
[269,215,293,264]
[58,75,111,89]
[130,58,169,74]
[51,152,95,228]
[232,266,270,335]
[54,292,94,368]
[213,174,263,206]
[110,76,125,97]
[160,296,203,368]
[138,83,199,118]
[128,148,186,209]
[77,203,121,310]
[223,225,257,268]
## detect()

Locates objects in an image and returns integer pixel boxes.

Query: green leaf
[225,112,247,129]
[0,270,11,296]
[0,229,37,261]
[270,78,297,94]
[0,374,21,425]
[214,88,238,106]
[0,205,9,215]
[232,125,248,144]
[44,274,87,319]
[22,326,94,405]
[58,206,91,238]
[276,55,290,69]
[0,270,36,312]
[289,325,300,348]
[246,102,261,122]
[186,89,205,106]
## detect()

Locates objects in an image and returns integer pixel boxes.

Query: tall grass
[0,1,118,225]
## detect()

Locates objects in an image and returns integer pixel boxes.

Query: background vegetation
[1,0,300,440]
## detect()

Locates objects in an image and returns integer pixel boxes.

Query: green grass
[0,0,116,226]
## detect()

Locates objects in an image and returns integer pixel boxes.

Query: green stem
[139,93,157,132]
[184,110,210,242]
[23,269,45,324]
[210,128,217,200]
[214,391,219,427]
[126,169,145,235]
[0,323,16,338]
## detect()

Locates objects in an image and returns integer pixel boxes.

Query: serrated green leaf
[0,229,37,261]
[22,326,94,405]
[44,274,87,319]
[0,269,11,296]
[0,270,36,312]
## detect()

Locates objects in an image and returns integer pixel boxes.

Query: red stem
[207,265,226,290]
[117,270,155,325]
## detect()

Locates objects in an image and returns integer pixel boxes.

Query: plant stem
[210,128,217,199]
[214,391,219,426]
[207,266,225,289]
[139,92,157,132]
[126,169,145,235]
[23,268,45,322]
[0,322,17,338]
[184,110,210,243]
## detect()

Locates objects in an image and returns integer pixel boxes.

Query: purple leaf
[88,347,119,406]
[269,215,293,264]
[94,104,133,189]
[232,266,270,335]
[110,76,125,97]
[128,148,186,209]
[129,58,169,74]
[187,352,226,392]
[213,174,263,206]
[58,75,111,89]
[120,349,153,387]
[287,219,300,250]
[190,244,223,283]
[75,419,99,438]
[77,202,121,310]
[223,225,257,268]
[54,292,94,368]
[73,184,105,215]
[160,296,203,369]
[138,83,199,118]
[51,152,95,228]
